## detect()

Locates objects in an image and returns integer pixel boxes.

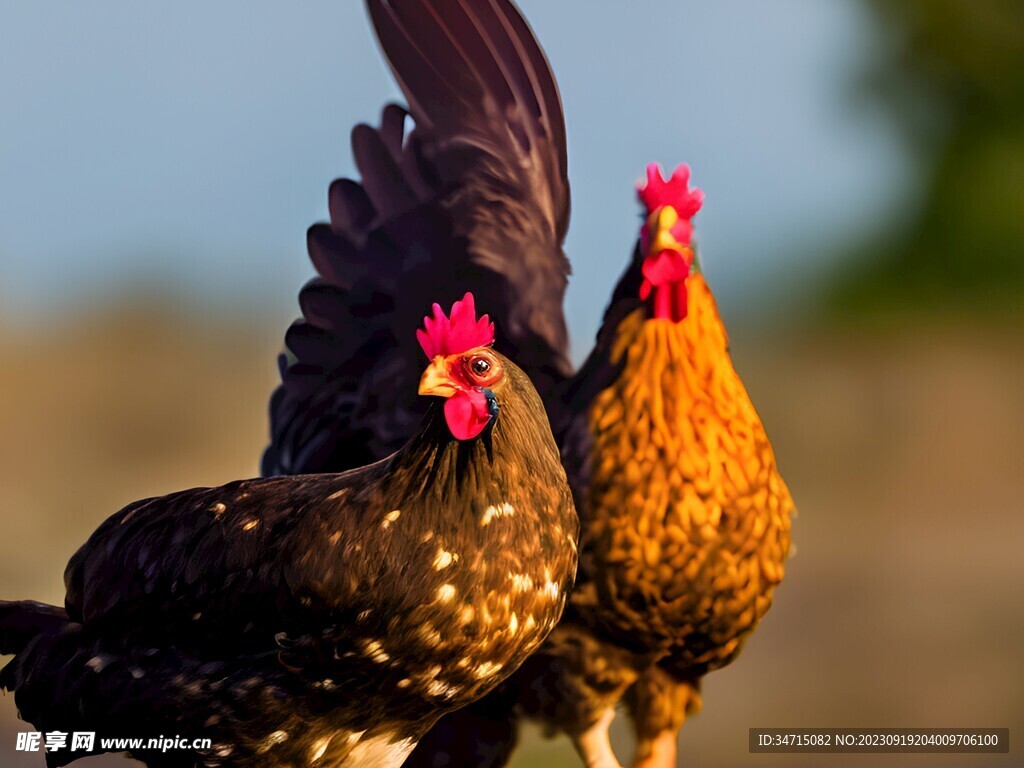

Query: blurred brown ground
[1,307,1022,767]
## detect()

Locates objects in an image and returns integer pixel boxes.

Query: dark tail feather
[0,599,69,697]
[264,0,576,479]
[0,600,68,657]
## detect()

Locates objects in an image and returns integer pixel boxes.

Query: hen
[265,1,794,767]
[0,294,578,768]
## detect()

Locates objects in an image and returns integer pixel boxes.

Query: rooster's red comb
[637,163,704,218]
[417,293,495,358]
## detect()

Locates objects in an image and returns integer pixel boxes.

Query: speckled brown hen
[0,294,577,768]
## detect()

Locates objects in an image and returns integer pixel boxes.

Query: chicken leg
[627,667,702,768]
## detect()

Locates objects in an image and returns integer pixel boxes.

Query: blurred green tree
[828,0,1024,318]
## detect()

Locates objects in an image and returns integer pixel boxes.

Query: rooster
[264,1,794,767]
[0,294,578,768]
[494,167,795,768]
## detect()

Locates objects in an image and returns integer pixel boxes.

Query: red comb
[417,292,495,358]
[637,163,704,218]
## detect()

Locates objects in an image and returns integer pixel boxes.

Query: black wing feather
[264,0,573,476]
[371,0,572,367]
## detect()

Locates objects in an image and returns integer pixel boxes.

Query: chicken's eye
[470,357,491,377]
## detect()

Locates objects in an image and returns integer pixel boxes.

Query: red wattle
[444,389,492,440]
[642,250,691,285]
[640,249,691,322]
[645,280,689,322]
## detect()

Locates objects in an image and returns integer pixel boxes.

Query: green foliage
[827,0,1024,318]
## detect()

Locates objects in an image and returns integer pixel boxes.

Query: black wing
[61,471,382,634]
[263,0,573,476]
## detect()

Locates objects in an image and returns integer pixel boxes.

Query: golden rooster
[555,165,796,767]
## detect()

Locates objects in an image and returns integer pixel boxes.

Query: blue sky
[0,1,912,354]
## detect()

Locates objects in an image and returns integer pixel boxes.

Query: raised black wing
[263,0,573,476]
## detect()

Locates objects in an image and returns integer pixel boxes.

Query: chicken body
[0,354,577,768]
[546,276,793,765]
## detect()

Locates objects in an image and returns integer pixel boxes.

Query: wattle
[640,250,691,322]
[642,249,690,286]
[444,389,492,440]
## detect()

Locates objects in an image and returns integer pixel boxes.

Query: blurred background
[1,1,1022,766]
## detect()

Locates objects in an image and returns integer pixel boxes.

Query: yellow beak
[418,355,459,397]
[648,206,682,255]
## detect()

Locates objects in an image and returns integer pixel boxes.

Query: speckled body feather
[0,356,577,768]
